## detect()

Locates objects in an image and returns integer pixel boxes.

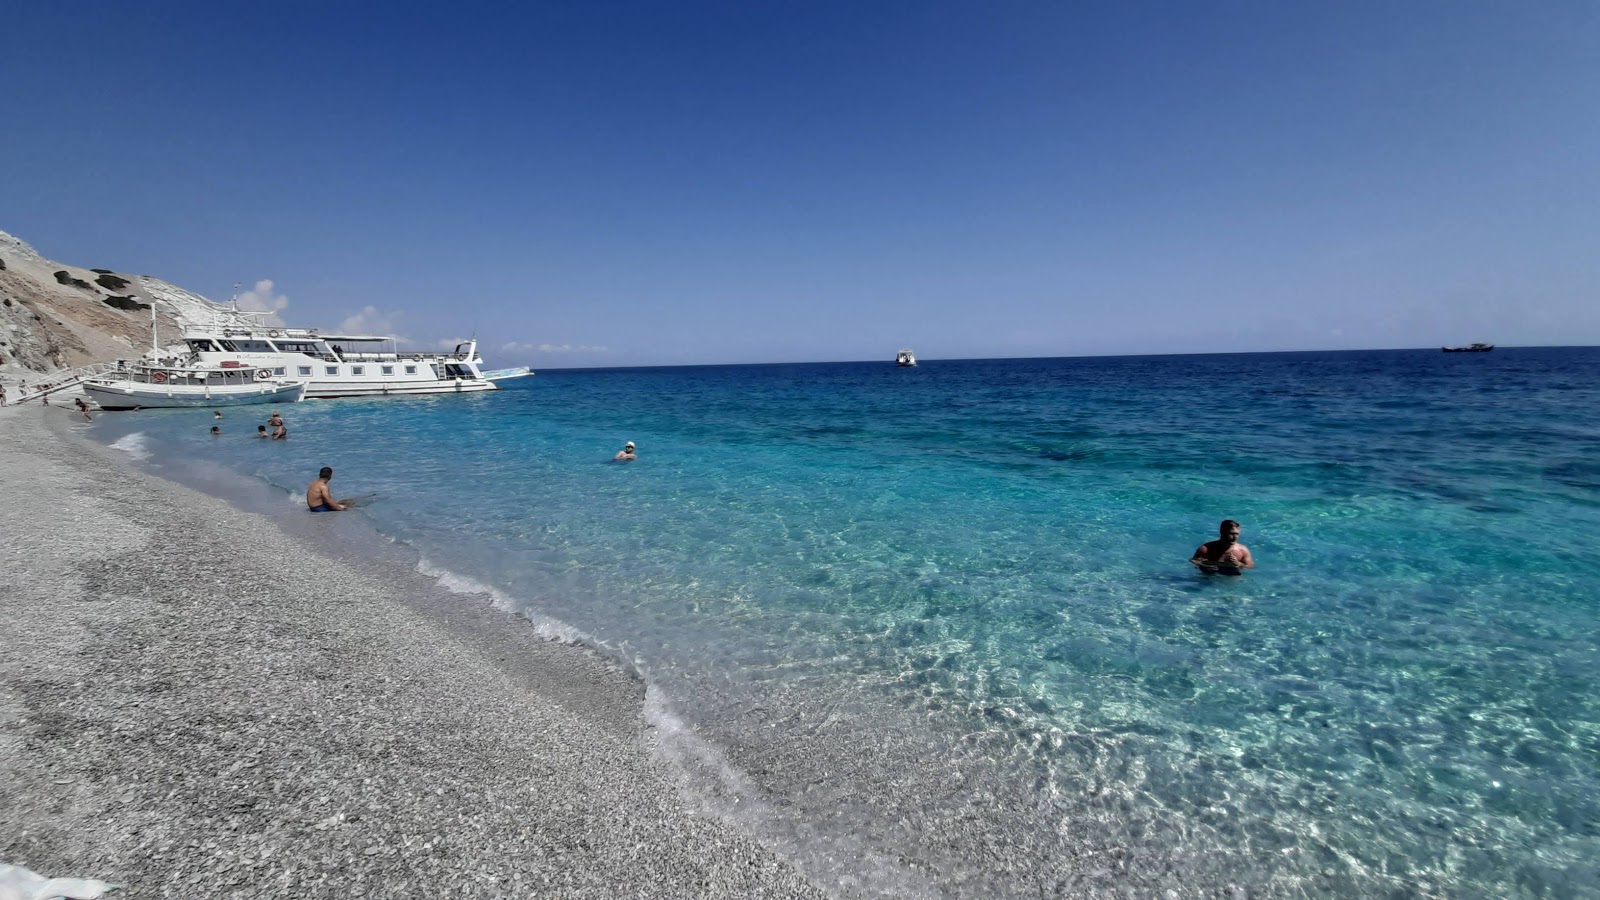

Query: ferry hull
[303,379,499,399]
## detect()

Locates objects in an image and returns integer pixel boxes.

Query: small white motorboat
[82,362,308,410]
[481,366,534,382]
[896,348,917,367]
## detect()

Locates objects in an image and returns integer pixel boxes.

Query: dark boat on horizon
[1442,342,1494,352]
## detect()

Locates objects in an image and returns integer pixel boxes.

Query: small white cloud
[537,343,608,353]
[235,279,289,325]
[339,305,403,337]
[482,341,608,355]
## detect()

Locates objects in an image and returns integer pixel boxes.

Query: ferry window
[274,367,286,376]
[298,366,312,377]
[352,366,365,376]
[382,365,394,376]
[325,366,339,376]
[219,340,238,351]
[404,365,417,375]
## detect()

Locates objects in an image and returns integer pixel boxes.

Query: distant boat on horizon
[896,348,917,367]
[1442,342,1494,353]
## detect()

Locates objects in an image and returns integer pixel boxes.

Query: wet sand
[0,404,830,899]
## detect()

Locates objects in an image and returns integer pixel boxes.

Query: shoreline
[0,404,830,899]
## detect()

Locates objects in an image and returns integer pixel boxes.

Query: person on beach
[306,466,347,512]
[257,425,270,438]
[614,441,636,461]
[1190,519,1254,575]
[210,425,222,436]
[75,397,92,422]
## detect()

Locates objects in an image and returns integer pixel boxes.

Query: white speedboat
[481,365,534,382]
[82,362,307,410]
[896,348,917,367]
[170,322,500,399]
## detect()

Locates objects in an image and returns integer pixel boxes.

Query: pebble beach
[0,403,828,899]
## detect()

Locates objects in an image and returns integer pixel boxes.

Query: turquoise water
[97,349,1600,897]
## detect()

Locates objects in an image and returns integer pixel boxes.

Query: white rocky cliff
[0,230,236,382]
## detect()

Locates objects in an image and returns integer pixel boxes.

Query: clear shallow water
[95,349,1600,898]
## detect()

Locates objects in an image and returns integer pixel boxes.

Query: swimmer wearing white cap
[614,441,637,461]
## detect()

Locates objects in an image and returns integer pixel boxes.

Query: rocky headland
[0,230,227,385]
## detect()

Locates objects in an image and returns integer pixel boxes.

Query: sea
[91,348,1600,898]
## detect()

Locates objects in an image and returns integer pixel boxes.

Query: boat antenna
[231,282,241,313]
[150,302,158,354]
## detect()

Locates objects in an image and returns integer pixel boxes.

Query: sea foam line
[413,554,927,895]
[108,432,151,461]
[415,555,590,646]
[643,686,940,899]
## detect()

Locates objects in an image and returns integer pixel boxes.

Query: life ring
[151,371,169,384]
[255,369,273,381]
[267,330,282,338]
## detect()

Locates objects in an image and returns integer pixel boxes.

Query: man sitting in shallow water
[306,466,347,512]
[1191,519,1254,575]
[613,441,636,461]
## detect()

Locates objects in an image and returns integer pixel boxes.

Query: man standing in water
[1190,519,1255,574]
[613,441,636,461]
[306,466,347,512]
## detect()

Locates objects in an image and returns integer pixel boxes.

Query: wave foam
[415,555,589,645]
[643,687,935,898]
[108,432,150,460]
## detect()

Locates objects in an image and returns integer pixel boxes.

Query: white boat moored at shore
[82,362,308,410]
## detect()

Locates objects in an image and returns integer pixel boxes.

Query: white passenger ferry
[171,323,523,399]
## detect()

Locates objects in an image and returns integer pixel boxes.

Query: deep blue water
[97,349,1600,898]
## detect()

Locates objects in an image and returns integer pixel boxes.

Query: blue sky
[3,1,1596,366]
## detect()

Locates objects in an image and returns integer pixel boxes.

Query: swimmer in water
[1190,519,1255,575]
[306,466,347,512]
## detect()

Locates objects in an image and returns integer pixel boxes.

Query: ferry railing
[328,351,474,362]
